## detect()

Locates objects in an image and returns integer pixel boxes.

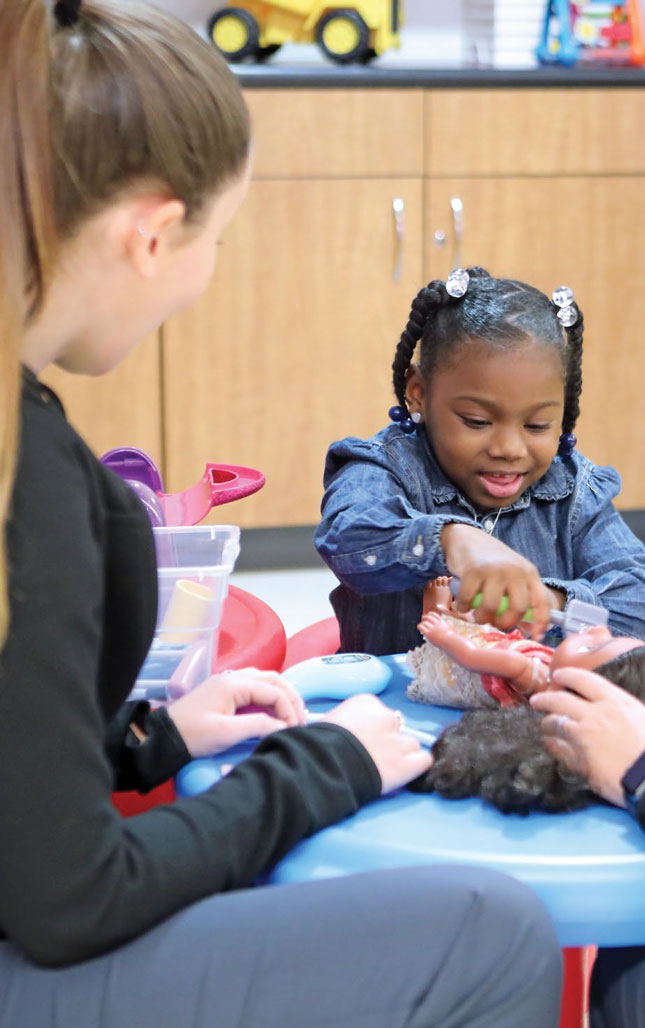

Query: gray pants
[589,946,645,1028]
[0,865,561,1028]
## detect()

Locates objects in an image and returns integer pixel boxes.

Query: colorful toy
[537,1,645,66]
[207,0,402,64]
[100,447,264,527]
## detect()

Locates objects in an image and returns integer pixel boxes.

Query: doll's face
[550,625,643,673]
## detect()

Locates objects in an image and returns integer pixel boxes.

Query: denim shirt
[314,424,645,655]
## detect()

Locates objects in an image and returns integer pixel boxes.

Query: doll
[409,644,645,815]
[406,577,639,710]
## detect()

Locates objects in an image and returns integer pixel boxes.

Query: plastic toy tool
[282,653,392,701]
[100,447,264,527]
[471,592,608,635]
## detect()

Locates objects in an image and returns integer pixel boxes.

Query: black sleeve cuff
[105,702,191,792]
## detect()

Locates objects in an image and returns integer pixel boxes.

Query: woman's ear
[126,198,186,279]
[405,363,425,415]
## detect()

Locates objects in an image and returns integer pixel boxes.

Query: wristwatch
[621,749,645,819]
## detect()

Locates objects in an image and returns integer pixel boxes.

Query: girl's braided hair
[391,266,583,445]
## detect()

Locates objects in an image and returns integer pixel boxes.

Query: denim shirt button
[364,554,377,566]
[484,519,495,533]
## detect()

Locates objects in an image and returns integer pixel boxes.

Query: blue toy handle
[282,653,393,701]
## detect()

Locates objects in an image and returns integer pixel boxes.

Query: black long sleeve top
[0,370,381,967]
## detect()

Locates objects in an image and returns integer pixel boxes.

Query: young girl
[0,3,562,1026]
[315,266,645,655]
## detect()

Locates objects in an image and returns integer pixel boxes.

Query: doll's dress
[406,613,552,710]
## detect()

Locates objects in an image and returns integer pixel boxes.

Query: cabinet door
[163,178,423,527]
[425,177,645,508]
[41,333,163,467]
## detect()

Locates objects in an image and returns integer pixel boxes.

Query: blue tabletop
[175,654,645,947]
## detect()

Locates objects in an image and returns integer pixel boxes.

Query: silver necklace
[477,506,503,536]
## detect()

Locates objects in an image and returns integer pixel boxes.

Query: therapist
[0,1,563,1026]
[532,647,645,1028]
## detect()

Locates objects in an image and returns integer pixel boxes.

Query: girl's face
[407,337,564,511]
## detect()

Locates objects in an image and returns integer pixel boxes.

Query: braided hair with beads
[390,266,583,457]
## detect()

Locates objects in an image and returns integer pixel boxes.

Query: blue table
[175,654,645,947]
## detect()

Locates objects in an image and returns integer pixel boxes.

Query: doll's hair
[391,266,583,443]
[0,0,250,647]
[409,643,645,815]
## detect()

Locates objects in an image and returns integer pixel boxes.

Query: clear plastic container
[131,525,241,702]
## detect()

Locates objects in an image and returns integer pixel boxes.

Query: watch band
[621,749,645,819]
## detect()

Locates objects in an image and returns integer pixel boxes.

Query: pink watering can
[100,447,264,526]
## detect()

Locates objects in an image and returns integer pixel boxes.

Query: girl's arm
[315,442,475,595]
[546,461,645,639]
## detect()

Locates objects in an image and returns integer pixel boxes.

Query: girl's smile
[407,337,565,511]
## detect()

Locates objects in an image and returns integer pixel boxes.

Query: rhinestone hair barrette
[552,285,578,328]
[445,268,470,299]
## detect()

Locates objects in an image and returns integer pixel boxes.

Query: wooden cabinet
[47,84,645,519]
[162,89,424,527]
[424,88,645,508]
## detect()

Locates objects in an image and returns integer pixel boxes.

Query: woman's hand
[168,668,307,758]
[440,523,552,638]
[530,667,645,807]
[319,694,433,794]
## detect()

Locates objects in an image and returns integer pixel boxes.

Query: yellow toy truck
[207,1,402,64]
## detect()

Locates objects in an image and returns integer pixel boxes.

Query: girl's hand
[168,668,307,758]
[530,667,645,807]
[319,694,433,794]
[440,523,552,638]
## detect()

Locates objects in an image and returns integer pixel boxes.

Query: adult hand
[440,522,552,638]
[530,667,645,808]
[319,694,433,794]
[168,668,306,758]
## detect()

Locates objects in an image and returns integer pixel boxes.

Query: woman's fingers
[225,670,306,725]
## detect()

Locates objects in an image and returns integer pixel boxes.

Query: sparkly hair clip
[54,0,82,28]
[445,268,470,299]
[552,285,578,328]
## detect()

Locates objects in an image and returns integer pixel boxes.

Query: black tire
[207,8,259,62]
[256,44,282,62]
[315,9,370,64]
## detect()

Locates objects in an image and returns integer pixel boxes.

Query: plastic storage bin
[131,525,240,702]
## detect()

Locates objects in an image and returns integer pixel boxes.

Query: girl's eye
[525,423,551,432]
[460,416,489,429]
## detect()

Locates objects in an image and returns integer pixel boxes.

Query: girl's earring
[410,411,422,424]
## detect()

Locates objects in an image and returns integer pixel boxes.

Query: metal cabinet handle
[449,196,463,270]
[392,197,404,283]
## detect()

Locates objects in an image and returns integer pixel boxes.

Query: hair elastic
[54,0,82,28]
[557,432,577,458]
[388,406,416,435]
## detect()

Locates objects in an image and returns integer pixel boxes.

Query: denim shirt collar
[417,427,576,518]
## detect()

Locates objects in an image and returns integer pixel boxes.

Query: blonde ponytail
[0,0,59,647]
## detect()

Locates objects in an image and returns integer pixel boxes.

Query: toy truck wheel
[208,8,259,62]
[315,9,370,64]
